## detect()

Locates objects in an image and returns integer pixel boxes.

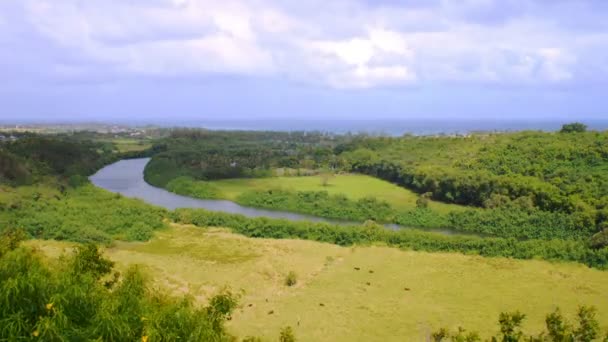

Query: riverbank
[90,158,467,236]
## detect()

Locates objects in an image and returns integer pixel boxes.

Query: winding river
[90,158,463,235]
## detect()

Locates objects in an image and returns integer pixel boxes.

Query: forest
[144,126,608,246]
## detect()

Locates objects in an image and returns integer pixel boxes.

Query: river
[90,158,464,235]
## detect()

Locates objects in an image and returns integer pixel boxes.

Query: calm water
[159,119,608,136]
[90,158,332,221]
[90,158,466,236]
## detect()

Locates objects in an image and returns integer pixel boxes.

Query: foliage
[166,176,221,199]
[1,136,117,185]
[145,128,608,242]
[279,326,296,342]
[1,184,167,244]
[237,189,394,223]
[495,311,526,342]
[0,149,32,185]
[338,131,608,234]
[446,207,587,240]
[0,238,239,341]
[561,122,588,133]
[319,169,335,187]
[285,271,297,287]
[144,129,349,187]
[590,229,608,250]
[0,228,26,257]
[434,307,604,342]
[171,208,608,269]
[236,189,591,239]
[416,192,432,209]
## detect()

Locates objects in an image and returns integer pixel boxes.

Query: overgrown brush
[0,229,239,341]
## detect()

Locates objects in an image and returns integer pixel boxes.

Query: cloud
[2,0,608,89]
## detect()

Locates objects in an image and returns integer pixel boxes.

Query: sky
[1,0,607,122]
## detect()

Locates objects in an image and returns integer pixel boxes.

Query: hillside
[31,224,608,341]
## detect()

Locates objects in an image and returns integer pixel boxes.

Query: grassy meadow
[99,138,152,153]
[31,224,608,341]
[209,174,468,214]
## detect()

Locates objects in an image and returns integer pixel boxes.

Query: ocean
[166,119,608,136]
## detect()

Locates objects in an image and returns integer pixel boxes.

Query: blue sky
[1,0,607,121]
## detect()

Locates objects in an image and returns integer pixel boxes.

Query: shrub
[279,326,296,342]
[0,241,242,341]
[285,271,297,287]
[432,306,602,341]
[416,192,432,209]
[171,208,608,269]
[589,229,608,250]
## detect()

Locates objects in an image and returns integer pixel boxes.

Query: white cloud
[8,0,608,88]
[309,28,415,87]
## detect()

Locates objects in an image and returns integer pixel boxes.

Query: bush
[416,192,432,209]
[432,306,602,341]
[165,176,220,199]
[0,241,241,341]
[279,326,296,342]
[4,184,167,244]
[285,271,297,287]
[589,229,608,250]
[171,208,608,270]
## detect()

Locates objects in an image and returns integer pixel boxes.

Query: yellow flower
[32,330,39,337]
[45,303,53,310]
[142,336,149,342]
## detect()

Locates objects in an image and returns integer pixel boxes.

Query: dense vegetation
[432,306,607,341]
[0,230,239,341]
[149,127,601,241]
[0,135,114,186]
[144,129,349,187]
[0,135,167,244]
[0,184,167,244]
[171,208,608,269]
[144,127,608,244]
[2,130,608,339]
[338,129,608,231]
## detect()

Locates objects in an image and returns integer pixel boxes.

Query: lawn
[209,174,468,214]
[31,225,608,341]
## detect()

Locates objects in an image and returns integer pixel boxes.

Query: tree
[495,311,526,342]
[319,169,335,187]
[560,122,587,133]
[574,306,600,342]
[416,192,432,209]
[279,326,296,342]
[545,308,571,341]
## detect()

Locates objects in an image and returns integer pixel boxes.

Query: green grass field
[31,225,608,341]
[209,174,468,214]
[98,138,152,153]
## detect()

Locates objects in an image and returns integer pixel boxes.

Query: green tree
[545,308,571,341]
[560,122,587,133]
[494,311,526,342]
[279,326,296,342]
[574,306,600,342]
